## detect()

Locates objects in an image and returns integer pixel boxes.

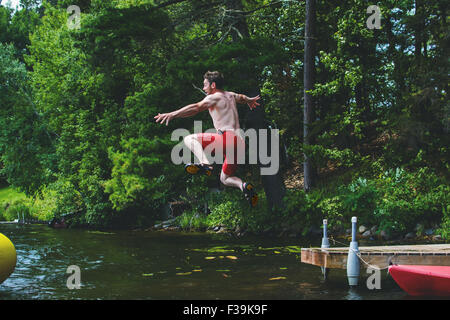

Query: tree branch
[154,0,189,10]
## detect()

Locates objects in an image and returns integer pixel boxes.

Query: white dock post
[346,216,360,286]
[321,219,330,279]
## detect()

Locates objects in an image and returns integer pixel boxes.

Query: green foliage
[0,187,31,221]
[177,210,209,231]
[0,186,28,203]
[304,144,369,169]
[0,42,55,196]
[317,167,449,236]
[339,177,378,226]
[372,167,449,235]
[104,137,174,214]
[206,195,243,230]
[437,205,450,240]
[281,188,323,236]
[0,199,32,221]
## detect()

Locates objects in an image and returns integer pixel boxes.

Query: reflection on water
[0,224,407,300]
[344,287,363,300]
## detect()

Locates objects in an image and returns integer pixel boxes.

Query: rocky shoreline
[149,218,445,243]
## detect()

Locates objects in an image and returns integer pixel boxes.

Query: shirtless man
[154,71,260,207]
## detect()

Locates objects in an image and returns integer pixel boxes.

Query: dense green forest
[0,0,448,240]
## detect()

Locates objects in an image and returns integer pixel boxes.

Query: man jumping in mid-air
[154,71,260,207]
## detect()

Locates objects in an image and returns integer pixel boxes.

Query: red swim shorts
[196,131,245,176]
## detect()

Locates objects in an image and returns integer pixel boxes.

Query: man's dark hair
[204,71,224,89]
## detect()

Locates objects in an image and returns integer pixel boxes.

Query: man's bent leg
[183,134,212,166]
[220,171,243,191]
[220,171,258,207]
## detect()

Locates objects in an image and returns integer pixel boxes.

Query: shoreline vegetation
[1,160,448,243]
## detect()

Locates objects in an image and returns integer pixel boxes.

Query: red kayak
[389,265,450,297]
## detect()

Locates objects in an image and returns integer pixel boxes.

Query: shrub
[177,209,209,231]
[280,189,322,236]
[2,199,32,221]
[206,199,243,230]
[104,137,175,214]
[437,204,450,239]
[311,166,448,237]
[373,167,448,235]
[31,178,85,222]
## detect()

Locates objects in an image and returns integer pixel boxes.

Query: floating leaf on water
[176,272,192,276]
[298,282,314,288]
[258,246,283,251]
[190,246,235,253]
[176,267,182,270]
[226,256,238,260]
[285,246,302,253]
[216,269,231,272]
[142,273,154,277]
[192,269,202,272]
[269,277,286,281]
[205,257,216,260]
[273,251,281,254]
[87,231,115,235]
[279,267,288,270]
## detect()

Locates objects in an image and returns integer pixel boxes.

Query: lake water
[0,224,409,300]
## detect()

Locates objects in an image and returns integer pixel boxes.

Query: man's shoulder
[225,90,236,97]
[207,91,231,100]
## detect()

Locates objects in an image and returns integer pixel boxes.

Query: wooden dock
[301,244,450,269]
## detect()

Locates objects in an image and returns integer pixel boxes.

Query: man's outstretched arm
[154,95,217,126]
[234,93,260,110]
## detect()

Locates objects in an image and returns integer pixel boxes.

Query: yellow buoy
[0,233,16,284]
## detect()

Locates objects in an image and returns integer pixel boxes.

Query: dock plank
[301,244,450,269]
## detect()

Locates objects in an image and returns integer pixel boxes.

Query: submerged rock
[404,232,415,240]
[432,235,442,241]
[48,217,67,229]
[361,230,371,238]
[379,230,390,240]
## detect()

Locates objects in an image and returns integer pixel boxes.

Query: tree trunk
[303,0,316,192]
[227,0,250,42]
[225,0,286,210]
[414,0,424,64]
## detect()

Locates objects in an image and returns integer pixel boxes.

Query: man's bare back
[203,91,243,133]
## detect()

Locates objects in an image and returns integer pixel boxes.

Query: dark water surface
[0,224,408,300]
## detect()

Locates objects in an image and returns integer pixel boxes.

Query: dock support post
[346,216,360,286]
[321,219,330,280]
